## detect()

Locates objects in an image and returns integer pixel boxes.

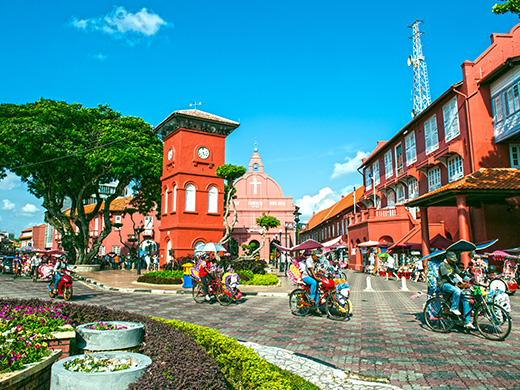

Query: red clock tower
[155,109,239,264]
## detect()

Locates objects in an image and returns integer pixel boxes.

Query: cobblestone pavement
[1,271,520,389]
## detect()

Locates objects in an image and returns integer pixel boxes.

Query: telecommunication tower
[407,19,431,117]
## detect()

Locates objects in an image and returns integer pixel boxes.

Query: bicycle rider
[438,251,475,330]
[301,250,322,311]
[198,254,215,302]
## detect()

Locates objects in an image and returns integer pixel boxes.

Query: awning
[429,234,454,250]
[272,242,292,252]
[357,240,389,247]
[321,236,343,248]
[291,239,323,251]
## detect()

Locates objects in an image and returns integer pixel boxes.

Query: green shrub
[143,270,184,279]
[136,270,184,284]
[157,318,321,390]
[242,273,279,286]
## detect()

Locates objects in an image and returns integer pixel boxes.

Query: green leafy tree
[493,0,520,16]
[216,164,246,245]
[0,99,162,264]
[244,213,280,260]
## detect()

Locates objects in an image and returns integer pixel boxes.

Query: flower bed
[64,354,133,373]
[0,300,73,373]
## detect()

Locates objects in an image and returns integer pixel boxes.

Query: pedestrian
[144,254,151,271]
[280,252,286,273]
[114,255,120,270]
[385,253,399,280]
[413,256,426,282]
[30,253,41,279]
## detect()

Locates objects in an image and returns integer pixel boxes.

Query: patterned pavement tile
[1,271,520,389]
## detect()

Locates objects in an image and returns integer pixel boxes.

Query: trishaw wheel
[423,298,454,333]
[325,294,348,321]
[216,286,233,306]
[289,289,310,316]
[192,281,206,304]
[475,303,512,341]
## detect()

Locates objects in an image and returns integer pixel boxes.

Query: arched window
[387,191,396,208]
[172,185,177,212]
[185,184,196,211]
[396,184,405,204]
[164,187,169,214]
[208,186,218,213]
[166,240,172,263]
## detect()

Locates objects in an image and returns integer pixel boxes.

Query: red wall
[159,128,227,263]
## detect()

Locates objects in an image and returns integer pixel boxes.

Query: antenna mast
[407,19,431,117]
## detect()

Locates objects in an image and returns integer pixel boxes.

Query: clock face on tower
[167,148,173,161]
[197,146,210,159]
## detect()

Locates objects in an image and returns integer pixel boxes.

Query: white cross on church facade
[249,177,261,195]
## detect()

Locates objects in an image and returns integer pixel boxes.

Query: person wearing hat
[301,250,321,310]
[438,251,475,330]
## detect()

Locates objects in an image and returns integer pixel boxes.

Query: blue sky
[0,1,517,236]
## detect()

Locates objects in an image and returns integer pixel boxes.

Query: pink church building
[229,144,297,261]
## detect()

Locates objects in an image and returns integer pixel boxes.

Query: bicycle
[192,273,235,306]
[289,274,352,321]
[423,284,512,341]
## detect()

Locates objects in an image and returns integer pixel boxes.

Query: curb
[72,274,290,297]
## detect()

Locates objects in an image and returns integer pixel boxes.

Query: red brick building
[51,197,160,257]
[155,109,239,264]
[303,23,520,271]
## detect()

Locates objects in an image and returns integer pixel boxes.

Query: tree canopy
[493,0,520,16]
[0,99,163,264]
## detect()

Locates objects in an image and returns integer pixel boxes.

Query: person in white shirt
[385,253,399,281]
[30,254,41,279]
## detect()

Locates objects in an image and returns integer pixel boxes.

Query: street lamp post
[134,224,145,276]
[293,206,301,245]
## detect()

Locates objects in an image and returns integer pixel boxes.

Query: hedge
[157,318,321,390]
[137,270,184,284]
[242,273,279,286]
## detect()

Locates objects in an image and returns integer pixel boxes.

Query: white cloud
[0,172,21,190]
[296,187,340,221]
[21,203,39,216]
[71,6,170,43]
[93,53,108,61]
[2,199,15,211]
[331,150,369,179]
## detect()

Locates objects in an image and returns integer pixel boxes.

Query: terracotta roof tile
[306,187,365,230]
[407,168,520,206]
[174,109,239,125]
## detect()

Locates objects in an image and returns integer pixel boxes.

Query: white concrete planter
[0,350,62,390]
[50,352,151,390]
[76,321,144,351]
[72,264,100,273]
